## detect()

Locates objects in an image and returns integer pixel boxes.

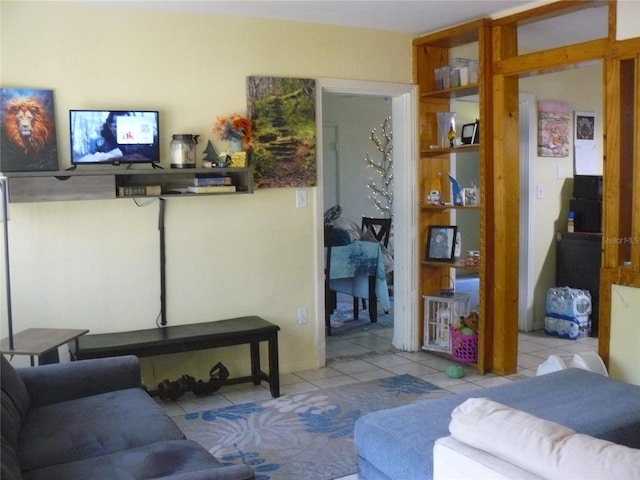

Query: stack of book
[118,185,162,197]
[187,176,236,194]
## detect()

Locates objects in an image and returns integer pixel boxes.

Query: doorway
[322,94,393,356]
[316,79,418,365]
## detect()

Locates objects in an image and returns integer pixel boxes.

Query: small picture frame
[462,187,480,206]
[460,123,475,144]
[426,225,457,262]
[461,120,479,145]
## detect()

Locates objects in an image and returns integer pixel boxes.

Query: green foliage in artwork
[247,78,317,188]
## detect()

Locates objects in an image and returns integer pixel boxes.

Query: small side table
[0,328,89,366]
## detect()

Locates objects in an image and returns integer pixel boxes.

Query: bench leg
[250,342,261,386]
[269,334,280,398]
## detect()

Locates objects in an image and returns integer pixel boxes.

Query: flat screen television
[70,110,160,165]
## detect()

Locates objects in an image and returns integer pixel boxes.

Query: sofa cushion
[1,356,30,422]
[18,355,141,408]
[1,389,23,451]
[449,398,640,480]
[1,434,22,480]
[22,439,254,480]
[19,388,185,472]
[1,356,31,457]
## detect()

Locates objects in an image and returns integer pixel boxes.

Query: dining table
[328,240,391,321]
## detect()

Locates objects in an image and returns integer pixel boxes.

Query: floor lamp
[0,176,13,350]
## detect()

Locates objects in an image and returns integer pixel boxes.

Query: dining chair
[355,216,392,314]
[361,216,391,247]
[324,224,336,336]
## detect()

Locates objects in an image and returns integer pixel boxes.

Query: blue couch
[355,368,640,480]
[1,355,254,480]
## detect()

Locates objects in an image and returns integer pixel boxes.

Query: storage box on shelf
[3,167,253,203]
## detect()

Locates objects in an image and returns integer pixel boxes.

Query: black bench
[69,316,280,397]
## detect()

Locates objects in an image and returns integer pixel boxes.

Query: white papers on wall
[574,111,598,175]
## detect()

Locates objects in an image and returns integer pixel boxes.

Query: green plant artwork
[246,76,316,188]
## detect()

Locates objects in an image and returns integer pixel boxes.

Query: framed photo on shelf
[461,120,479,145]
[426,225,457,262]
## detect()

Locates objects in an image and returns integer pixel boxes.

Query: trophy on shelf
[436,112,456,148]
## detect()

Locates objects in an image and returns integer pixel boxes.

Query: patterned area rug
[173,374,450,480]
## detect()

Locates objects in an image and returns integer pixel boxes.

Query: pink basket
[451,329,478,363]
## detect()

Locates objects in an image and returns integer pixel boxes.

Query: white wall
[617,0,640,41]
[610,285,640,384]
[322,94,392,224]
[0,1,412,383]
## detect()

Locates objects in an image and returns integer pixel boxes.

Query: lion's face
[4,97,53,156]
[15,107,35,137]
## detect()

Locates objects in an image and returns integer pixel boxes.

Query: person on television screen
[94,111,123,154]
[78,111,156,163]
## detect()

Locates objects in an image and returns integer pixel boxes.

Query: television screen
[70,110,159,165]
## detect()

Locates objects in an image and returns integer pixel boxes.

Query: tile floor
[158,322,597,480]
[159,321,598,418]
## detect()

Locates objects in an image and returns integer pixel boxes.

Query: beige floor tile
[385,362,440,377]
[330,359,381,375]
[364,353,413,368]
[472,376,516,388]
[279,381,320,396]
[311,374,360,389]
[295,367,343,381]
[349,368,397,382]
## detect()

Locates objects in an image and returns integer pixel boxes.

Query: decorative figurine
[203,140,218,163]
[448,174,463,206]
[447,124,456,148]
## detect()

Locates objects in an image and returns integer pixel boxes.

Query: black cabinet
[556,232,602,337]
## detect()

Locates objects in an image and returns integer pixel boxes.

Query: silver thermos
[170,134,199,168]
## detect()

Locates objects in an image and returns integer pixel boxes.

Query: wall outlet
[296,189,307,208]
[297,307,308,325]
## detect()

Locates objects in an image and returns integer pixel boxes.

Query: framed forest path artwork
[246,77,316,189]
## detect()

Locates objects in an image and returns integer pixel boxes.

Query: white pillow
[449,398,640,480]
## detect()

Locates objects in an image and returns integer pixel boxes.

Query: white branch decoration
[365,117,393,217]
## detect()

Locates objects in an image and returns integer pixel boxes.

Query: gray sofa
[1,354,254,480]
[355,368,640,480]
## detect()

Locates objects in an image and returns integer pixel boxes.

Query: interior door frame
[519,92,536,331]
[316,78,419,363]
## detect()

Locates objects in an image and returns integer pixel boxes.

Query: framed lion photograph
[1,88,59,172]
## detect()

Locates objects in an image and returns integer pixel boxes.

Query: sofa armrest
[18,355,141,407]
[157,465,255,480]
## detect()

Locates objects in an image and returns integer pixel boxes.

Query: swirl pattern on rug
[173,374,451,480]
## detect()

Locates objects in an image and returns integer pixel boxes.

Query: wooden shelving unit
[3,167,253,203]
[413,19,492,373]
